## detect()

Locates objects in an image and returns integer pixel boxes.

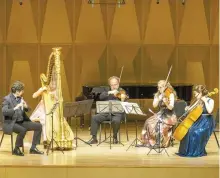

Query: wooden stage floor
[0,127,219,178]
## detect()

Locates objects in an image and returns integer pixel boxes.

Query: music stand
[46,102,64,155]
[146,109,169,156]
[96,100,124,149]
[0,106,3,131]
[63,99,94,149]
[120,102,146,151]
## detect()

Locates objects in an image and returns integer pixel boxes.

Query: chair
[0,133,15,154]
[0,106,24,154]
[99,115,129,143]
[174,100,187,118]
[213,109,219,148]
[170,100,187,146]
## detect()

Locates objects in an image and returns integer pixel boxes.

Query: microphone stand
[147,109,169,156]
[46,102,64,155]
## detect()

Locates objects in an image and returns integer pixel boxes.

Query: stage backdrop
[0,0,219,112]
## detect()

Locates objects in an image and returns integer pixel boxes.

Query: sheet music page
[111,100,124,113]
[120,102,145,115]
[96,101,109,113]
[96,101,124,113]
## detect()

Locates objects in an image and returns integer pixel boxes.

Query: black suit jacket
[1,93,31,134]
[99,88,128,101]
[98,89,128,118]
[99,91,119,101]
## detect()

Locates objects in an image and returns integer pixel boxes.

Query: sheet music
[96,101,124,113]
[63,99,94,117]
[120,102,145,115]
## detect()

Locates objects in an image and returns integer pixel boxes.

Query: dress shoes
[87,138,98,144]
[113,138,118,144]
[135,144,144,147]
[13,147,24,156]
[43,141,48,149]
[29,147,44,154]
[135,141,148,147]
[112,135,119,144]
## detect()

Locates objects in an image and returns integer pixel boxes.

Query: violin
[116,88,127,100]
[161,65,173,100]
[163,87,173,99]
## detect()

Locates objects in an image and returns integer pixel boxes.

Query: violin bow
[119,66,124,83]
[165,65,172,85]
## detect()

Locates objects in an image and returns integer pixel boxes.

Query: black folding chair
[171,100,187,146]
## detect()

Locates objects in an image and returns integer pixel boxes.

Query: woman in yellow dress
[30,47,75,149]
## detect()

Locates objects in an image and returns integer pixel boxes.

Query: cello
[173,88,218,141]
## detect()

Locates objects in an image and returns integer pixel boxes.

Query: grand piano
[81,84,193,103]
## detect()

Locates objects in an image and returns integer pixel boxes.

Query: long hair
[154,80,177,99]
[193,85,208,96]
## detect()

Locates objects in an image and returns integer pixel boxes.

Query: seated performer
[30,47,75,149]
[30,73,60,149]
[176,85,215,157]
[87,76,127,144]
[30,86,49,148]
[2,81,44,156]
[139,80,177,147]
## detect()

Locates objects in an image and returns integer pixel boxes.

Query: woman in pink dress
[30,86,48,148]
[139,80,177,148]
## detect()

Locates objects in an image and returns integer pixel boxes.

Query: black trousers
[13,121,42,147]
[90,113,124,138]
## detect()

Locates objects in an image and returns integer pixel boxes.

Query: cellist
[176,85,215,157]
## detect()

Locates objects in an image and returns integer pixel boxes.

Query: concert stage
[0,127,219,178]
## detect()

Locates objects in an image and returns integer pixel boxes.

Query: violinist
[176,85,215,157]
[87,76,128,144]
[138,80,177,147]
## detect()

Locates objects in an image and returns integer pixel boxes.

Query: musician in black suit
[2,81,44,156]
[87,76,127,144]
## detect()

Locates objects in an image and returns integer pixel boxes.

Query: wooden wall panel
[0,0,218,110]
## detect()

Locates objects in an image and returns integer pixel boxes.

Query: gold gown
[39,47,74,149]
